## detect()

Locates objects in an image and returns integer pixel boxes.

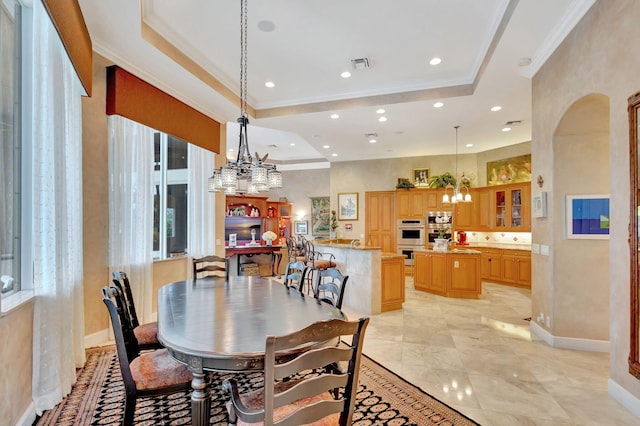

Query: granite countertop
[314,240,379,250]
[382,252,405,260]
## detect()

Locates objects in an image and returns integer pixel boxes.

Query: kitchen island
[413,248,482,298]
[313,239,405,314]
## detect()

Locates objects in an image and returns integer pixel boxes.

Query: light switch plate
[540,245,550,256]
[531,243,540,254]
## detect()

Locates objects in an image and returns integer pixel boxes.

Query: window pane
[0,0,19,296]
[153,184,160,253]
[167,135,188,170]
[166,183,187,257]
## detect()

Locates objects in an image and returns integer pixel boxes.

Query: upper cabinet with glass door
[492,183,531,231]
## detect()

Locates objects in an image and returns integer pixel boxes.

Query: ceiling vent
[505,120,522,126]
[351,58,370,70]
[365,132,378,138]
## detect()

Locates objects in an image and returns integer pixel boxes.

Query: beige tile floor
[341,280,640,426]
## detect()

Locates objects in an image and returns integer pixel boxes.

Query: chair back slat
[266,318,368,425]
[282,261,308,291]
[313,268,348,310]
[193,255,228,280]
[112,271,140,327]
[274,346,353,381]
[102,286,137,395]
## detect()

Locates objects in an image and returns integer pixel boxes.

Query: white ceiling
[78,0,595,166]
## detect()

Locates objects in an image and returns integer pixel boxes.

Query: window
[0,0,21,297]
[153,133,188,259]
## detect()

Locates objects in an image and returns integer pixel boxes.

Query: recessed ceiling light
[376,108,385,114]
[257,20,276,32]
[323,145,330,149]
[502,127,511,132]
[433,102,444,108]
[378,116,387,122]
[517,57,532,67]
[369,139,377,144]
[341,71,351,78]
[491,106,502,112]
[289,143,295,146]
[429,57,442,66]
[465,143,473,148]
[228,148,235,152]
[330,113,339,119]
[331,153,338,157]
[265,81,275,88]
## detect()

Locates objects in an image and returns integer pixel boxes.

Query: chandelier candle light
[442,125,472,204]
[208,0,283,195]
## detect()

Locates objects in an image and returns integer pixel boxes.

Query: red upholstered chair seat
[230,380,339,426]
[130,348,193,391]
[134,322,159,346]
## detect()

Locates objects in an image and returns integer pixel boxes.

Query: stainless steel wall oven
[397,219,425,266]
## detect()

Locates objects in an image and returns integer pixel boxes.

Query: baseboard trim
[85,328,109,349]
[17,402,35,426]
[530,321,609,352]
[608,379,640,419]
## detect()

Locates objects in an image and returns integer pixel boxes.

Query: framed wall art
[412,168,430,187]
[338,192,358,220]
[310,197,330,236]
[293,220,308,235]
[565,194,610,239]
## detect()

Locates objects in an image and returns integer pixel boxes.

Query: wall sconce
[536,175,544,188]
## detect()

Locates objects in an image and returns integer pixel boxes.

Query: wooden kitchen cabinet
[500,250,531,287]
[479,248,502,282]
[474,188,492,231]
[424,189,443,211]
[381,255,405,312]
[396,189,426,219]
[413,250,481,298]
[492,183,530,231]
[365,191,396,252]
[475,246,531,288]
[264,201,293,242]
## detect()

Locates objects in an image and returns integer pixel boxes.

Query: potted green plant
[428,172,457,188]
[395,178,415,190]
[330,210,338,238]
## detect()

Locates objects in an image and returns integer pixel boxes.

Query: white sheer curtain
[108,115,155,323]
[187,144,216,258]
[31,0,85,414]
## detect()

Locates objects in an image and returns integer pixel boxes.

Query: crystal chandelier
[208,0,282,195]
[442,125,471,204]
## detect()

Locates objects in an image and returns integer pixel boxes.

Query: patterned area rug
[36,346,479,425]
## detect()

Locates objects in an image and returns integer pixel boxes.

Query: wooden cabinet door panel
[414,252,427,289]
[450,256,480,292]
[396,191,411,218]
[476,189,491,230]
[424,190,441,211]
[427,254,448,294]
[381,257,405,311]
[517,255,531,286]
[366,191,395,252]
[501,255,518,284]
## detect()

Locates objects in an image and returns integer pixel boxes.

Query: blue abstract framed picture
[565,194,610,239]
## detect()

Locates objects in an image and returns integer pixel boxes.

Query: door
[365,191,396,252]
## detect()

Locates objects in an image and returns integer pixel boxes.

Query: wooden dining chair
[282,261,308,292]
[102,286,193,425]
[192,254,228,280]
[312,268,348,310]
[223,317,369,426]
[112,271,161,352]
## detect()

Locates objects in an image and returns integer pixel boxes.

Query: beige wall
[0,302,34,426]
[82,53,110,336]
[532,0,640,400]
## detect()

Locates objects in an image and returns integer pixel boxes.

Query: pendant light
[442,125,471,204]
[208,0,283,194]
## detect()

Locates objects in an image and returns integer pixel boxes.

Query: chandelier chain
[240,0,248,117]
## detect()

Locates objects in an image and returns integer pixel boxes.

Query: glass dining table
[156,275,345,426]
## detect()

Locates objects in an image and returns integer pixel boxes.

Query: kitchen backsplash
[456,231,531,245]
